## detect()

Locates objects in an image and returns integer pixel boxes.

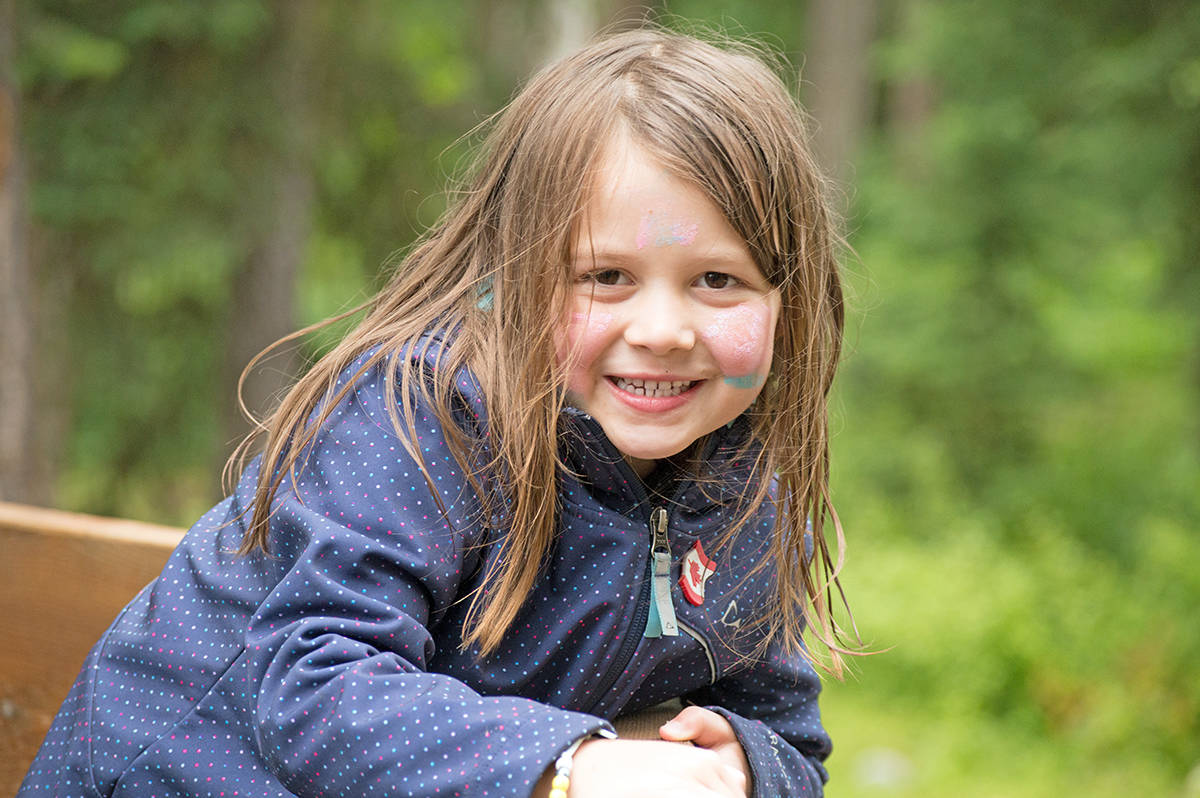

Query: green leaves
[825,2,1200,793]
[22,16,128,83]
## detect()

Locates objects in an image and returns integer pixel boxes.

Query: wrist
[534,734,603,798]
[549,737,585,798]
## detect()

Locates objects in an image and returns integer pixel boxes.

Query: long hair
[231,27,855,671]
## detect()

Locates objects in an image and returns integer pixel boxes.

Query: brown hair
[231,27,855,672]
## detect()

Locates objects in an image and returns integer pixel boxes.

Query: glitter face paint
[700,302,774,388]
[557,309,613,393]
[723,374,761,389]
[635,209,699,250]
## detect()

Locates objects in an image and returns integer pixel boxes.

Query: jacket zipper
[574,414,725,715]
[588,505,673,711]
[648,506,679,637]
[676,619,717,684]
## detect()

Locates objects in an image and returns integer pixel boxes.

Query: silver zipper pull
[649,507,678,636]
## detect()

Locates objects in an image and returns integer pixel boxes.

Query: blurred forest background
[1,0,1198,795]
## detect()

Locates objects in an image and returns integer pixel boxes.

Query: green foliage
[18,0,490,513]
[21,15,128,83]
[821,1,1200,794]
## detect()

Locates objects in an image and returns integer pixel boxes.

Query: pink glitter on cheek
[557,309,614,376]
[700,302,773,381]
[635,210,699,250]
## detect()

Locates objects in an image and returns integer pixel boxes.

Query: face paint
[700,302,774,387]
[723,374,762,389]
[635,209,699,250]
[556,308,614,393]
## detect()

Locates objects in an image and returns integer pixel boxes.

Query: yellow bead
[551,775,570,791]
[549,789,568,798]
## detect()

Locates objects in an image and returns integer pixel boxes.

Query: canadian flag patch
[680,541,717,606]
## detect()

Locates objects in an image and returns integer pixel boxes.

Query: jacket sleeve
[685,640,831,797]
[244,363,609,797]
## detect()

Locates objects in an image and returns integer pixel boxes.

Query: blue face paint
[475,278,494,311]
[723,374,760,389]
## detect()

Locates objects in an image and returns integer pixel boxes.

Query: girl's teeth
[614,377,695,397]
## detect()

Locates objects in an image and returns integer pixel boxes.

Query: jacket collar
[557,407,764,518]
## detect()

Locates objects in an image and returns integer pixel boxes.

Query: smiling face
[556,134,781,477]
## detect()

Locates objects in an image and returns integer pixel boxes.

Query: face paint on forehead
[635,209,699,250]
[699,302,774,387]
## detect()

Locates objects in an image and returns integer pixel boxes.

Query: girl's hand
[562,737,747,797]
[658,706,752,796]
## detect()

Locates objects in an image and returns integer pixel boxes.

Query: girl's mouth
[611,377,697,398]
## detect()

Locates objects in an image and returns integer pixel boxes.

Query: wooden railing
[0,501,184,796]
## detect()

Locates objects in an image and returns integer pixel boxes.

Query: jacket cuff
[527,716,616,794]
[704,706,828,798]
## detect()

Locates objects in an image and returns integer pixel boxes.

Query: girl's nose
[623,294,697,354]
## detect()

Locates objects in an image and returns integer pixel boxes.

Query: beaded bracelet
[547,737,586,798]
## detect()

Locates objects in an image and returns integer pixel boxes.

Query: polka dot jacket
[18,344,831,798]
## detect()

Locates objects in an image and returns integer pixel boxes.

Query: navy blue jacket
[19,347,830,797]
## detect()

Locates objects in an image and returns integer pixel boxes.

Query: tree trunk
[541,0,600,67]
[803,0,878,184]
[600,0,659,29]
[541,0,661,66]
[221,0,319,452]
[0,0,36,502]
[886,0,937,180]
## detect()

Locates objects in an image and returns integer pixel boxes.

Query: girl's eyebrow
[572,246,754,267]
[689,251,758,268]
[571,250,634,267]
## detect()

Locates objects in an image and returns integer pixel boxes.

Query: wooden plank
[0,502,183,795]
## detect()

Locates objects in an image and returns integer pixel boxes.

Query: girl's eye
[698,271,737,290]
[582,269,625,286]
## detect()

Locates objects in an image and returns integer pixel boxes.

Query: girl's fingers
[715,763,748,797]
[660,705,735,747]
[670,787,742,798]
[570,738,746,798]
[660,707,750,796]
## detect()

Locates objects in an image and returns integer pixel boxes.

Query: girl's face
[556,134,780,477]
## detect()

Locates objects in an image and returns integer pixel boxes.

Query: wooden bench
[0,501,183,796]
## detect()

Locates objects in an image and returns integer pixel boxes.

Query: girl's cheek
[555,307,613,388]
[699,300,776,388]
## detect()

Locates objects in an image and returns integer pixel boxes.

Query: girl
[20,27,850,798]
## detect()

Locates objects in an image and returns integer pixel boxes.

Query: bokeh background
[1,1,1197,795]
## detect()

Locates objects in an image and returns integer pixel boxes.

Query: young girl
[20,27,850,798]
